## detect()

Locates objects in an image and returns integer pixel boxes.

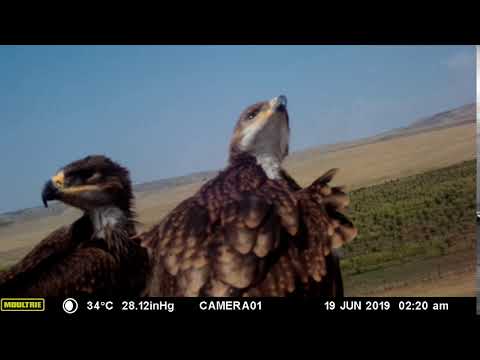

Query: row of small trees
[341,160,476,274]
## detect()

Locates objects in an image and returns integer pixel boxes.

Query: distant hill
[0,171,221,226]
[134,170,218,193]
[289,103,476,162]
[0,202,65,225]
[372,103,475,141]
[409,103,475,129]
[0,171,220,225]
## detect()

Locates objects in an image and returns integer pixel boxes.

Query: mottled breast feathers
[142,155,357,297]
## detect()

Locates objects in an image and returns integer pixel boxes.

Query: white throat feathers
[88,206,132,257]
[255,154,282,180]
[90,206,125,240]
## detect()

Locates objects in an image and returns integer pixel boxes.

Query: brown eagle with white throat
[142,95,357,296]
[0,155,149,296]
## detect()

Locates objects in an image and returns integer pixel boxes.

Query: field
[345,161,475,273]
[0,121,476,296]
[342,160,476,296]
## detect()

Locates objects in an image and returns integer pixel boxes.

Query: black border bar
[0,297,476,318]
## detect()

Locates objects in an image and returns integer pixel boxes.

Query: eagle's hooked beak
[269,95,287,112]
[41,180,59,208]
[42,171,65,207]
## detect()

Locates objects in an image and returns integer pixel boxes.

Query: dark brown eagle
[0,155,150,297]
[141,95,357,296]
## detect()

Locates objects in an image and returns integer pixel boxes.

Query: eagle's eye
[247,109,260,120]
[69,169,96,183]
[86,172,102,183]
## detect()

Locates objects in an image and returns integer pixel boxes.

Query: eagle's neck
[228,152,283,180]
[88,206,133,256]
[90,206,124,237]
[255,153,282,180]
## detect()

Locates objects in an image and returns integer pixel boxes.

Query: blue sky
[0,45,476,213]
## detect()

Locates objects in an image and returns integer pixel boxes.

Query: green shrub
[342,160,475,275]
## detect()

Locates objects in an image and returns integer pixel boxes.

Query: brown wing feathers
[304,169,357,250]
[142,161,299,296]
[143,159,357,297]
[0,227,74,294]
[0,215,149,297]
[244,168,357,296]
[0,216,119,296]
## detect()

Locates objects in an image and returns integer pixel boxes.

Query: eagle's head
[229,95,290,177]
[41,155,133,215]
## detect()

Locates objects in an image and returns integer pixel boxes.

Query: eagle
[141,95,357,296]
[0,155,150,297]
